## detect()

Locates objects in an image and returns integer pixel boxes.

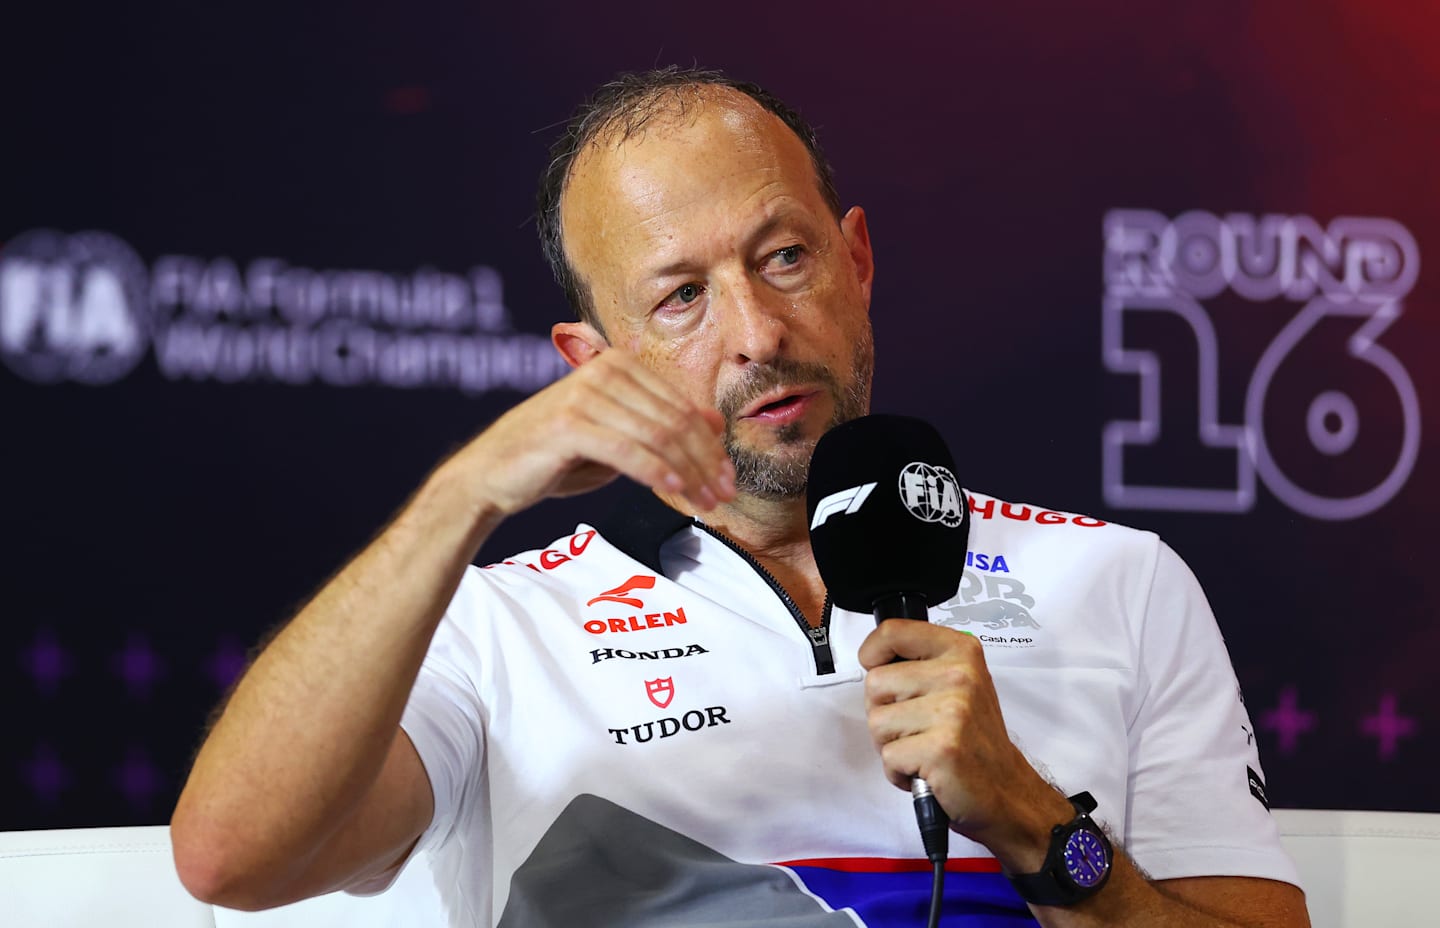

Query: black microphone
[806,414,971,878]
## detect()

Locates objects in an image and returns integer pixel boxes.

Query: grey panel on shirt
[497,793,853,927]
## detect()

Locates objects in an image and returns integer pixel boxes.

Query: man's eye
[774,245,803,266]
[658,282,704,312]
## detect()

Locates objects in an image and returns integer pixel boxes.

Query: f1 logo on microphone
[810,482,877,530]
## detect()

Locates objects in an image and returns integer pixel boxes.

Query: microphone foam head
[805,414,969,613]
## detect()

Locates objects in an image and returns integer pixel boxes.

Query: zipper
[692,521,835,675]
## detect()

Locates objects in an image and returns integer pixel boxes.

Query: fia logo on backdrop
[0,230,150,385]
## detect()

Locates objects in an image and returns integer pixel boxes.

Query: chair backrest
[1274,808,1440,928]
[0,825,214,928]
[4,811,1440,926]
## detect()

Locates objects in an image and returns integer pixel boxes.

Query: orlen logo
[583,575,689,635]
[586,575,656,608]
[898,462,963,527]
[0,230,150,385]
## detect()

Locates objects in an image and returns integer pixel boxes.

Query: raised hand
[453,348,737,517]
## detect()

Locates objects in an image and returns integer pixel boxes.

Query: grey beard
[719,335,873,501]
[726,422,813,499]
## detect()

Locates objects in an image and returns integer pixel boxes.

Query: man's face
[558,89,875,499]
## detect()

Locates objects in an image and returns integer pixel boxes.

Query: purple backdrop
[3,0,1437,828]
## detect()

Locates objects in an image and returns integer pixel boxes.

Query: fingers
[867,679,978,749]
[864,637,984,708]
[564,413,728,512]
[461,348,735,517]
[876,728,962,793]
[861,626,999,801]
[570,355,734,509]
[858,618,979,671]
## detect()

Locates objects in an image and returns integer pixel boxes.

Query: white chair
[1272,808,1440,928]
[0,825,447,927]
[0,826,211,928]
[2,810,1438,926]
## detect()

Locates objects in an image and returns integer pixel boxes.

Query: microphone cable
[912,777,948,928]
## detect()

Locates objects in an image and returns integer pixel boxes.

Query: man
[172,69,1309,926]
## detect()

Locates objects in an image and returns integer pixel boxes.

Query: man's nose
[716,276,787,365]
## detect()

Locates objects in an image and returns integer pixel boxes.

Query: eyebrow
[641,211,803,285]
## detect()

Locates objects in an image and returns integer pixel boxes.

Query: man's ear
[552,320,609,369]
[839,206,875,309]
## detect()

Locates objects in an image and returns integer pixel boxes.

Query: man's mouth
[738,389,818,422]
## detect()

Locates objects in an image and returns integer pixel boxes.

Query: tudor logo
[586,574,656,608]
[898,462,963,528]
[645,677,675,709]
[809,482,877,530]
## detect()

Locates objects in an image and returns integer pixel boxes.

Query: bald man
[173,69,1308,927]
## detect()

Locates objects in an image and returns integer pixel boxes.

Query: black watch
[1006,791,1113,907]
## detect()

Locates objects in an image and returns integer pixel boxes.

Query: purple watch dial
[1063,828,1110,888]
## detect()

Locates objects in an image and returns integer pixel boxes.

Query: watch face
[1063,827,1110,888]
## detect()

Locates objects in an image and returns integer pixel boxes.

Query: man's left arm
[859,620,1310,928]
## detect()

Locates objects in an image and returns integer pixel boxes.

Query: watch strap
[1005,792,1112,907]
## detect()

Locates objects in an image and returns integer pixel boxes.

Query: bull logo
[933,599,1041,631]
[645,677,675,709]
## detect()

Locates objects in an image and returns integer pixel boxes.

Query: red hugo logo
[967,496,1107,528]
[583,575,690,635]
[645,677,674,709]
[484,530,596,572]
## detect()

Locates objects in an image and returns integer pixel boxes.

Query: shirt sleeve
[399,643,487,856]
[1123,540,1300,886]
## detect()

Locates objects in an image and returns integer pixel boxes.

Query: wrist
[981,785,1077,875]
[414,454,508,550]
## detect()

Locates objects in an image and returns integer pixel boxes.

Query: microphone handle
[873,592,930,623]
[872,592,950,866]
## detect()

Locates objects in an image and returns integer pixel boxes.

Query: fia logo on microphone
[898,462,963,527]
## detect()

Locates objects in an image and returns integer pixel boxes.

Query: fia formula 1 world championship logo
[0,228,569,395]
[1102,210,1421,521]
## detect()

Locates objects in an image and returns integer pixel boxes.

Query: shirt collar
[592,487,696,575]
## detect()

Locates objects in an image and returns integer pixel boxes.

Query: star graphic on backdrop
[20,628,73,695]
[23,744,72,802]
[205,637,248,691]
[112,633,165,699]
[1360,693,1417,762]
[115,746,163,810]
[1259,685,1316,755]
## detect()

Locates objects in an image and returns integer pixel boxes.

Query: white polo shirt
[393,491,1298,926]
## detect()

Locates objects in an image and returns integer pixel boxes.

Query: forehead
[559,89,827,305]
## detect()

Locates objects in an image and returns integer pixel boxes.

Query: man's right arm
[170,347,735,910]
